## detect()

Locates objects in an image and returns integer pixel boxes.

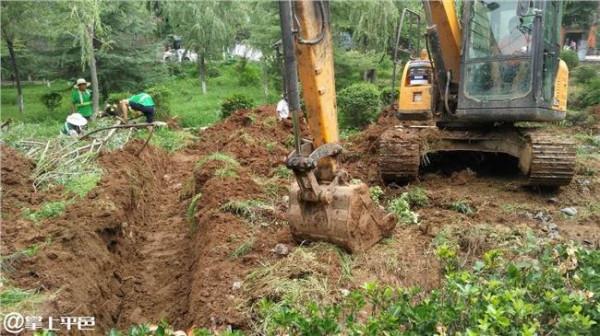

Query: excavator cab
[456,0,568,121]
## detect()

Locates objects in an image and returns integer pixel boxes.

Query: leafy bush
[40,92,62,112]
[238,67,261,87]
[404,187,429,207]
[64,172,102,198]
[560,50,579,70]
[449,199,475,215]
[571,65,599,84]
[207,66,220,78]
[22,201,67,222]
[258,242,600,335]
[369,186,384,205]
[106,92,130,105]
[145,85,172,120]
[387,194,418,224]
[380,86,400,105]
[579,77,600,108]
[337,82,381,129]
[221,94,254,118]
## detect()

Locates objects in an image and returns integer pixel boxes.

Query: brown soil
[2,105,598,333]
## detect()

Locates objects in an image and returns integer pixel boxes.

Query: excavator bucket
[288,180,396,253]
[285,144,395,253]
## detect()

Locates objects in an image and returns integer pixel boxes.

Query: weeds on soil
[254,239,599,335]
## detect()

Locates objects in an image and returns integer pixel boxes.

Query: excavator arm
[282,0,395,253]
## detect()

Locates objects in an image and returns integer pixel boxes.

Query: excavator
[381,0,575,186]
[280,0,574,253]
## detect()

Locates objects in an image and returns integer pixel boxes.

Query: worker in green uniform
[119,92,156,123]
[71,78,93,119]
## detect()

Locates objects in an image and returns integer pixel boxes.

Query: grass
[449,199,475,215]
[135,127,196,152]
[164,62,278,128]
[197,152,240,168]
[187,193,203,230]
[221,199,273,224]
[272,165,292,179]
[0,276,50,316]
[197,152,241,179]
[64,171,102,198]
[230,238,255,258]
[403,187,429,207]
[0,239,51,274]
[1,81,73,123]
[22,200,68,222]
[1,61,278,129]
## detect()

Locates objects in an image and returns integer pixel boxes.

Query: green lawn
[1,62,279,128]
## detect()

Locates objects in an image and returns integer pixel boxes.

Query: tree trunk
[86,25,100,119]
[5,35,24,113]
[198,52,207,94]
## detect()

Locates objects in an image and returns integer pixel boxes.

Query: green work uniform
[71,89,93,118]
[128,93,155,107]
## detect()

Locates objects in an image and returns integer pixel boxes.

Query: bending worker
[71,78,93,119]
[119,92,155,123]
[61,113,87,137]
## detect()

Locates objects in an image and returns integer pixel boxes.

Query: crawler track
[523,130,577,186]
[378,127,420,182]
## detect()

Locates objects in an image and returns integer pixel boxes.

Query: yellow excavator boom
[283,0,395,253]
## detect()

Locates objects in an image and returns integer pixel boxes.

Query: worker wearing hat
[71,78,93,119]
[61,113,88,137]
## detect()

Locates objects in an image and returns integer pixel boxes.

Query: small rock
[282,195,290,204]
[547,222,558,231]
[173,331,187,336]
[46,252,58,260]
[560,207,577,216]
[578,179,592,186]
[340,289,350,297]
[232,281,242,290]
[533,211,552,223]
[273,243,289,256]
[547,197,559,204]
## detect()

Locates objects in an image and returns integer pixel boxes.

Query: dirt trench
[1,107,305,332]
[1,142,198,331]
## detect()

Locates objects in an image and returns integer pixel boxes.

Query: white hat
[66,113,88,126]
[74,78,90,87]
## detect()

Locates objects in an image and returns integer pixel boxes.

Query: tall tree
[165,1,244,94]
[1,2,35,113]
[69,0,104,118]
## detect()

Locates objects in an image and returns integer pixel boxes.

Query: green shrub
[40,92,62,112]
[22,201,67,222]
[338,82,381,129]
[64,172,102,198]
[404,187,429,207]
[571,65,599,84]
[257,242,600,335]
[579,77,600,108]
[387,194,418,224]
[221,94,254,118]
[380,86,400,105]
[145,85,172,120]
[106,92,130,105]
[207,66,220,78]
[560,50,579,70]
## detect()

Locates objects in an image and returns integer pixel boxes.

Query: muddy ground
[1,106,599,333]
